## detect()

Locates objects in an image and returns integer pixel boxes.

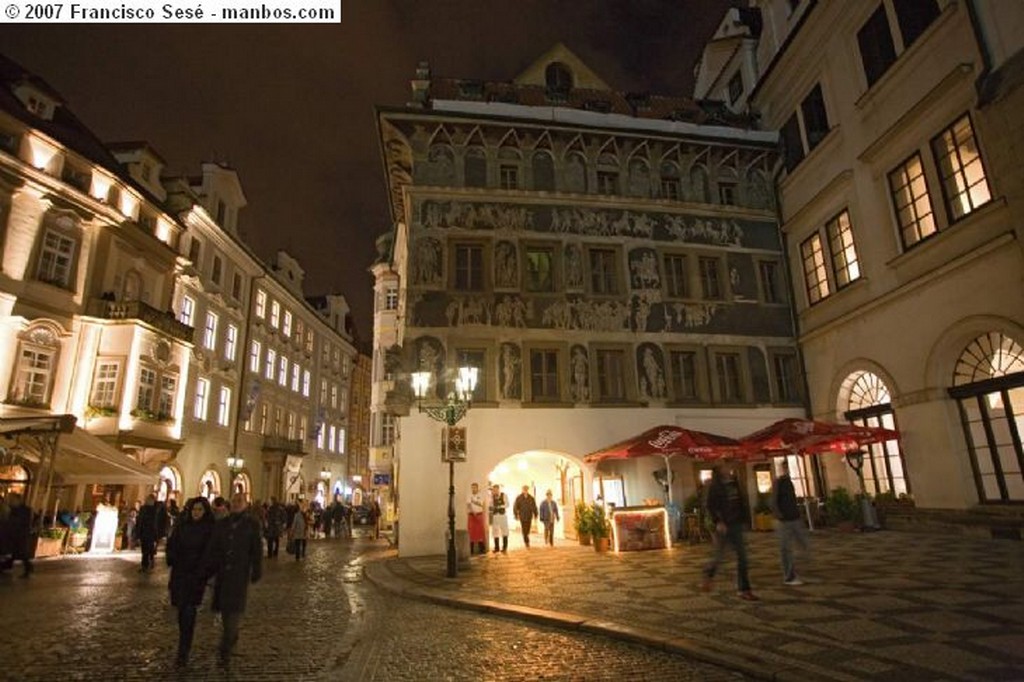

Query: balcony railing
[88,299,194,344]
[262,434,305,454]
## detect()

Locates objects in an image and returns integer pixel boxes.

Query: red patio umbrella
[739,418,899,460]
[584,425,744,503]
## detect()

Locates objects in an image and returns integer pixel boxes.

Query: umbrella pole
[663,455,673,504]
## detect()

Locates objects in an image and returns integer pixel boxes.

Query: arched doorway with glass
[157,464,181,502]
[487,450,584,551]
[838,370,909,497]
[231,472,252,500]
[948,332,1024,503]
[199,468,222,501]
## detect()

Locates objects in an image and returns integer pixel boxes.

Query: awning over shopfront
[55,428,158,485]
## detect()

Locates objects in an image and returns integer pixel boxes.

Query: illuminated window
[291,363,300,392]
[225,324,238,362]
[193,378,209,421]
[380,413,395,446]
[249,341,261,373]
[889,153,936,249]
[203,312,218,350]
[265,349,276,380]
[278,356,288,386]
[932,115,991,222]
[270,300,280,328]
[825,210,861,288]
[800,233,830,304]
[328,425,336,452]
[302,369,311,397]
[90,361,120,408]
[217,386,231,427]
[331,384,338,409]
[525,246,555,292]
[337,428,346,454]
[255,289,266,318]
[282,310,293,337]
[179,296,195,326]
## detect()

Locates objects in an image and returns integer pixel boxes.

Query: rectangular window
[337,427,346,454]
[888,153,936,249]
[772,352,801,403]
[299,415,307,442]
[380,413,395,446]
[136,367,156,413]
[339,387,348,412]
[217,386,231,426]
[302,369,311,397]
[255,289,267,318]
[193,377,209,421]
[596,170,618,195]
[282,310,293,337]
[278,356,288,386]
[456,348,487,402]
[454,244,485,291]
[90,361,120,408]
[203,312,218,350]
[330,384,338,409]
[664,254,689,298]
[718,182,737,206]
[273,407,282,436]
[529,349,560,402]
[800,233,831,304]
[858,4,897,87]
[385,287,399,310]
[801,84,829,151]
[894,0,940,50]
[715,353,745,403]
[224,324,238,362]
[291,363,300,392]
[525,246,555,292]
[595,349,627,402]
[188,238,202,267]
[758,260,784,304]
[698,257,722,300]
[179,296,195,326]
[825,210,861,288]
[669,350,700,402]
[158,375,176,417]
[249,341,261,373]
[287,412,296,441]
[781,112,805,172]
[588,248,618,295]
[270,300,280,328]
[499,165,519,190]
[320,378,328,403]
[259,403,269,436]
[328,425,336,453]
[660,177,681,200]
[232,273,242,300]
[265,349,276,380]
[305,330,314,353]
[211,255,223,285]
[932,114,991,222]
[37,229,76,288]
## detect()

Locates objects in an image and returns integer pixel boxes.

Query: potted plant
[35,527,67,558]
[825,487,858,531]
[573,501,592,545]
[753,493,774,532]
[590,503,612,553]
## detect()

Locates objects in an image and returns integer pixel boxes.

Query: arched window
[627,158,651,197]
[659,161,681,200]
[199,469,221,501]
[497,148,521,190]
[545,62,573,95]
[532,151,555,191]
[596,153,619,195]
[564,152,587,194]
[464,147,487,188]
[841,371,908,497]
[949,332,1024,503]
[157,465,181,502]
[423,144,455,186]
[9,322,62,407]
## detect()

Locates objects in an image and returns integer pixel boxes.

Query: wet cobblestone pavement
[0,537,745,681]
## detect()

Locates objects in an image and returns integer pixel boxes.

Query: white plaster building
[697,1,1024,528]
[372,46,806,558]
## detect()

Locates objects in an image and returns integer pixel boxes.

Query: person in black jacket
[702,465,758,601]
[4,493,34,577]
[166,496,215,667]
[205,493,262,666]
[771,460,809,586]
[134,494,159,572]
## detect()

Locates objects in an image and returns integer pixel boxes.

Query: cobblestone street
[0,537,744,681]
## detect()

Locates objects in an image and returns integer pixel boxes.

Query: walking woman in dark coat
[166,496,214,667]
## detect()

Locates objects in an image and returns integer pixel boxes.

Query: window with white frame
[286,411,295,439]
[90,361,120,408]
[259,403,269,436]
[337,427,346,454]
[249,340,261,373]
[305,330,314,353]
[193,378,210,420]
[158,375,176,417]
[217,386,231,427]
[278,356,288,386]
[270,300,280,328]
[282,310,292,337]
[299,415,307,442]
[328,425,336,453]
[380,413,396,446]
[203,312,219,350]
[255,289,267,318]
[320,379,328,403]
[179,296,195,327]
[857,0,941,88]
[36,227,77,288]
[11,346,57,406]
[385,287,398,310]
[339,387,348,412]
[330,384,338,409]
[302,369,310,397]
[136,367,156,413]
[224,324,238,362]
[291,363,300,392]
[265,349,276,380]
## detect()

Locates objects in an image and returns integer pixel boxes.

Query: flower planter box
[35,535,65,558]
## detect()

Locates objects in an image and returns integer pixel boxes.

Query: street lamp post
[227,455,245,497]
[844,450,880,530]
[410,366,478,579]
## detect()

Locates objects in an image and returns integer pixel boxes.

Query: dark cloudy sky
[0,0,738,339]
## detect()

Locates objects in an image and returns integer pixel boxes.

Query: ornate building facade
[372,46,806,557]
[697,1,1024,521]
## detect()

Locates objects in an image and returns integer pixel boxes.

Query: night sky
[0,0,739,339]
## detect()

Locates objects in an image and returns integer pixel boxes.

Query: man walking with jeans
[702,465,758,601]
[772,460,809,585]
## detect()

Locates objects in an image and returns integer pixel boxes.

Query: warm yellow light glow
[27,134,59,170]
[89,506,119,554]
[119,189,140,220]
[699,469,713,484]
[172,345,189,440]
[756,470,772,494]
[120,330,143,431]
[610,506,672,553]
[155,218,172,245]
[498,464,509,475]
[411,371,431,399]
[517,459,529,471]
[91,170,113,202]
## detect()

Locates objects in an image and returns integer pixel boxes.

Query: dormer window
[12,83,58,121]
[545,62,573,101]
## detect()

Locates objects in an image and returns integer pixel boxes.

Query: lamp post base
[446,458,457,578]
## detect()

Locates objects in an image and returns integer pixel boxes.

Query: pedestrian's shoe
[737,590,760,601]
[783,577,804,586]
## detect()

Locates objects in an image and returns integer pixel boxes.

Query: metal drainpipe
[964,0,994,104]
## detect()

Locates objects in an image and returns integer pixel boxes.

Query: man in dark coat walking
[4,493,34,577]
[264,497,286,558]
[166,496,215,667]
[205,492,262,665]
[513,485,538,548]
[702,465,758,601]
[134,493,159,572]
